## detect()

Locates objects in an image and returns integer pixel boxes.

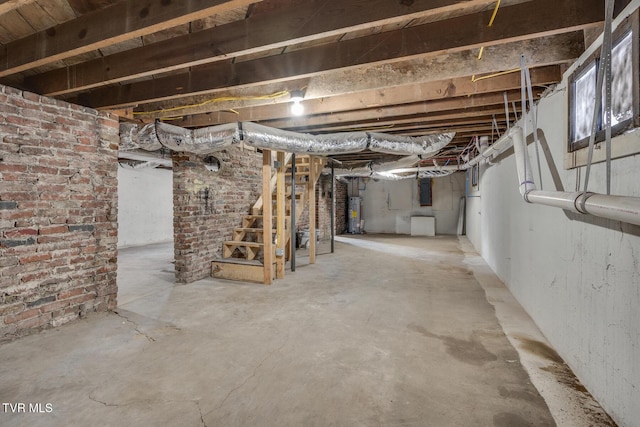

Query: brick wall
[335,179,348,234]
[0,85,119,341]
[297,175,348,237]
[172,147,262,283]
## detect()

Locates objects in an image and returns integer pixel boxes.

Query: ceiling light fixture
[289,89,305,116]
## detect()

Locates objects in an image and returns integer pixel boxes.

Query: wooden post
[308,156,317,264]
[262,149,273,285]
[276,151,285,279]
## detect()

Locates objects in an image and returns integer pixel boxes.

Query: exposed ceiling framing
[0,0,621,167]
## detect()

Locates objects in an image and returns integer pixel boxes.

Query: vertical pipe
[331,164,335,254]
[290,153,296,272]
[512,127,536,196]
[262,149,273,285]
[308,156,317,264]
[275,151,285,279]
[503,91,510,130]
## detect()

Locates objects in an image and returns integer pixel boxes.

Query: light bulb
[291,101,304,116]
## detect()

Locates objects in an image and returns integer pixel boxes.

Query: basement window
[568,11,639,158]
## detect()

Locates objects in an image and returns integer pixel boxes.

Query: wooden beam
[275,151,285,280]
[0,0,258,78]
[308,156,317,265]
[0,0,37,16]
[262,149,272,285]
[264,101,522,132]
[77,0,601,109]
[177,66,561,127]
[25,0,518,96]
[134,32,582,120]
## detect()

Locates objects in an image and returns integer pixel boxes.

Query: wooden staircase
[212,151,324,284]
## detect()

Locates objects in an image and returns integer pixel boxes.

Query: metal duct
[368,132,454,156]
[119,123,141,150]
[241,122,369,155]
[119,121,454,158]
[334,155,421,176]
[136,122,163,151]
[155,122,238,154]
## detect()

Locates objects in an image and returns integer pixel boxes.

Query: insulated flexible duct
[368,132,454,156]
[241,122,369,155]
[155,122,239,154]
[119,121,454,158]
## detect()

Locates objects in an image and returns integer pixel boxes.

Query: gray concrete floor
[0,235,613,426]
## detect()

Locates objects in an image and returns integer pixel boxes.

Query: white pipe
[463,127,516,169]
[579,194,640,225]
[510,126,640,226]
[512,126,536,195]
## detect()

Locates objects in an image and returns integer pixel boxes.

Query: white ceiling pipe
[512,125,537,195]
[510,126,640,227]
[462,127,518,169]
[580,194,640,225]
[381,165,460,174]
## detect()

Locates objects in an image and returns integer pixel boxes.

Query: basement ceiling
[0,0,621,168]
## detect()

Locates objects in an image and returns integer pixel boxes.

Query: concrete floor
[0,235,613,426]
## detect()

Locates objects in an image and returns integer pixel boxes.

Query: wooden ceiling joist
[25,0,521,96]
[134,31,583,120]
[0,0,259,77]
[260,93,526,131]
[174,66,561,128]
[72,0,600,110]
[0,0,38,16]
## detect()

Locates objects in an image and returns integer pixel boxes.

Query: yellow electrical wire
[471,68,519,83]
[488,0,501,27]
[132,89,292,117]
[476,0,501,61]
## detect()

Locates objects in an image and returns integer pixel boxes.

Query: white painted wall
[359,172,465,235]
[465,54,640,426]
[117,166,174,248]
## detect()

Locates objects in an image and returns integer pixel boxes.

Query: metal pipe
[290,153,296,272]
[331,165,335,254]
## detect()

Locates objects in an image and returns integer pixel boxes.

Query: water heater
[348,197,361,234]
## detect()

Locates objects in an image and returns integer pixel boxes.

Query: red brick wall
[297,175,348,237]
[335,179,348,235]
[0,85,119,341]
[172,147,262,283]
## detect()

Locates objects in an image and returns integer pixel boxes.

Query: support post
[308,156,317,264]
[276,151,285,279]
[262,149,273,285]
[331,165,335,253]
[290,154,296,272]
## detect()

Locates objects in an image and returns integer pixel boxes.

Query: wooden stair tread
[224,241,263,247]
[212,258,263,266]
[235,227,276,233]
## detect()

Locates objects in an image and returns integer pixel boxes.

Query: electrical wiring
[473,0,501,66]
[131,89,292,117]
